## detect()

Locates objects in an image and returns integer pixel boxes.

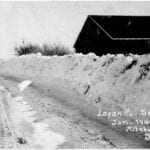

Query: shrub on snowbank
[42,43,73,56]
[14,44,42,56]
[14,43,73,56]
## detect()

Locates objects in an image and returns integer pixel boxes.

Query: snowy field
[0,53,150,146]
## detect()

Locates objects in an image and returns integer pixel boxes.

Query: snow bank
[0,53,150,139]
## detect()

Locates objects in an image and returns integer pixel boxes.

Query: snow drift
[0,53,150,139]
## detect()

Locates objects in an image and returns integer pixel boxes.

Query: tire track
[0,89,17,148]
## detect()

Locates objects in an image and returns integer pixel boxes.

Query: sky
[1,1,150,58]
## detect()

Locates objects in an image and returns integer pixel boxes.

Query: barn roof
[89,15,150,40]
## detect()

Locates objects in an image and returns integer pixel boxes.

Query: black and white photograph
[0,0,150,149]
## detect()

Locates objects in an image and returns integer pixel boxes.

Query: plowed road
[0,75,149,149]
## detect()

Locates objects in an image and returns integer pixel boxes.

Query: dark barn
[74,15,150,56]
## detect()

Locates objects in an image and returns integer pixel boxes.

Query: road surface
[0,74,149,149]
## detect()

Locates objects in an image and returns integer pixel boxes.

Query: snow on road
[11,95,65,149]
[0,75,147,148]
[0,54,150,148]
[0,82,65,149]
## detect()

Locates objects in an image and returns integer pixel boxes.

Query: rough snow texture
[0,54,150,131]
